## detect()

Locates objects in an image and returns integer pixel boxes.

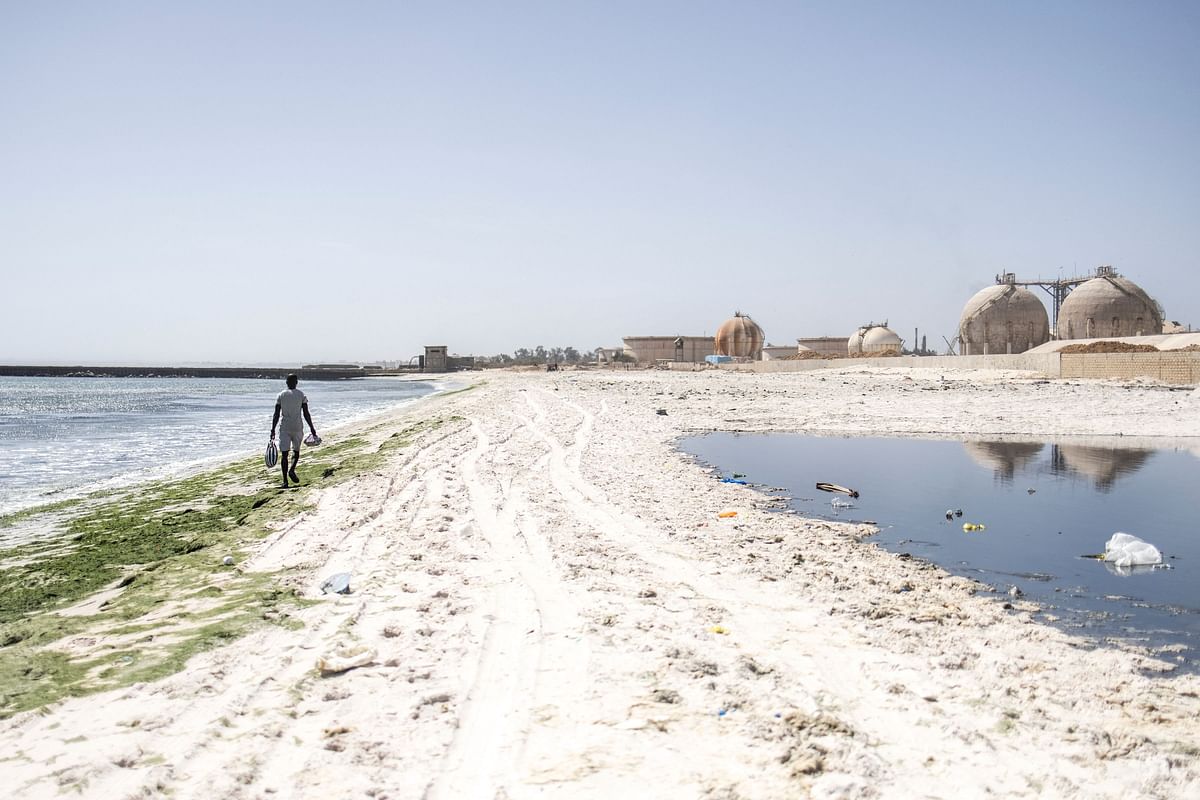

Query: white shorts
[278,427,304,452]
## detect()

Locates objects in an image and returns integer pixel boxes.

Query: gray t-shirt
[276,388,307,430]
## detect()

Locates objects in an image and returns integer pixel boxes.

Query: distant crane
[942,335,960,356]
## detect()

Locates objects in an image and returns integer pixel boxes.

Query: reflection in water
[1103,561,1167,578]
[1053,445,1154,492]
[960,440,1155,491]
[962,441,1044,483]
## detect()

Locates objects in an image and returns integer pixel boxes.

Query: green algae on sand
[0,415,458,718]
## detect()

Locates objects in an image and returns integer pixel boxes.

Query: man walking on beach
[270,374,318,488]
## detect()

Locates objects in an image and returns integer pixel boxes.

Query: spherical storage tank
[958,284,1049,355]
[1057,269,1162,340]
[714,312,765,359]
[847,324,902,355]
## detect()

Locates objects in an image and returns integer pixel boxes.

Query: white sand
[4,366,1200,799]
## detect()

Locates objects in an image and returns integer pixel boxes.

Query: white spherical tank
[1057,271,1162,340]
[848,324,901,355]
[862,326,902,353]
[958,284,1050,355]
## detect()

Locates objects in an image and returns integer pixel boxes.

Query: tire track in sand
[425,415,587,799]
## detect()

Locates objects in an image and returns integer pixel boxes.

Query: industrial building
[1056,266,1163,340]
[622,336,714,364]
[714,313,765,360]
[796,337,848,357]
[958,278,1051,355]
[421,346,475,372]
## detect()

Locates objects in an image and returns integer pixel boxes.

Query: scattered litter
[1103,532,1162,568]
[710,625,729,635]
[1026,488,1037,495]
[1008,586,1023,598]
[717,511,738,519]
[946,508,963,520]
[962,523,986,532]
[732,473,746,479]
[720,477,748,485]
[222,555,235,566]
[816,482,859,498]
[316,644,377,675]
[717,708,728,717]
[831,497,854,509]
[321,572,353,595]
[656,409,668,416]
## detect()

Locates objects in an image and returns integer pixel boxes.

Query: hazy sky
[3,1,1197,363]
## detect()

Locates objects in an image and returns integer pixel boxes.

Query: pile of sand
[781,350,903,360]
[1058,341,1160,354]
[781,350,834,360]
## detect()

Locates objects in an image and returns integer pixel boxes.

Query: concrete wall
[713,351,1200,385]
[1060,352,1200,385]
[723,353,1063,376]
[761,345,798,361]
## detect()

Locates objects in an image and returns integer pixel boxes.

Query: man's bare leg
[280,450,291,488]
[289,449,300,484]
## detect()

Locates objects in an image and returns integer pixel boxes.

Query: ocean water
[0,376,438,514]
[681,433,1200,668]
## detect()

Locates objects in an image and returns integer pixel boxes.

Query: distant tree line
[476,346,605,367]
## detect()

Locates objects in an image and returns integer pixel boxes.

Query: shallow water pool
[681,433,1200,668]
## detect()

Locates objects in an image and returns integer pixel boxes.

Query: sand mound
[782,350,837,360]
[1058,341,1159,354]
[781,349,903,360]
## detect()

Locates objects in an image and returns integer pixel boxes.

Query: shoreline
[2,367,1198,798]
[0,374,455,519]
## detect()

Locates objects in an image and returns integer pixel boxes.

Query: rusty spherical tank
[958,284,1050,355]
[1057,273,1163,340]
[714,313,765,359]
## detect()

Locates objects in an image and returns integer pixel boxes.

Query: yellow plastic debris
[710,625,729,635]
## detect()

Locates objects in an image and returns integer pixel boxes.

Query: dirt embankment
[1058,341,1159,354]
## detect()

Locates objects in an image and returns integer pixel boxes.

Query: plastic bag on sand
[1103,532,1162,568]
[317,644,377,675]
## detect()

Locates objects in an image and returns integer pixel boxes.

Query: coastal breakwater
[0,365,417,380]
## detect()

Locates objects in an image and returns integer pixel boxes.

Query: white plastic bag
[1103,532,1162,568]
[316,644,377,675]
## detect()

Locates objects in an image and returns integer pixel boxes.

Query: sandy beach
[3,366,1199,799]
